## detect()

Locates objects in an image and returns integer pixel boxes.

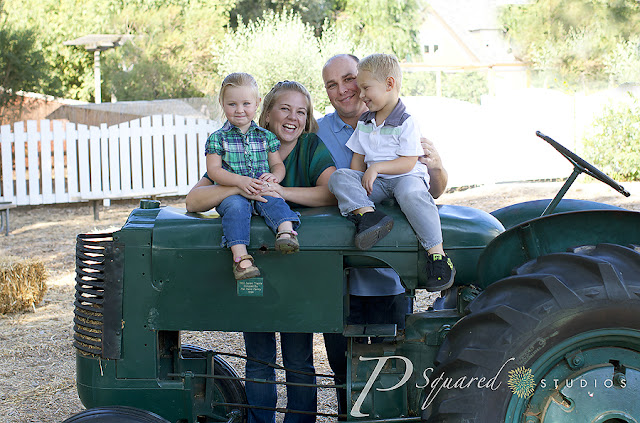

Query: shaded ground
[1,179,639,422]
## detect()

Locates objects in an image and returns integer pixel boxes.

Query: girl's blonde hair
[358,53,402,91]
[218,72,260,104]
[259,80,319,134]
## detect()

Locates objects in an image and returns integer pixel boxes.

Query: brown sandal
[275,230,299,254]
[233,254,260,280]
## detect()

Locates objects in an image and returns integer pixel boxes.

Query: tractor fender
[477,209,640,289]
[491,198,624,230]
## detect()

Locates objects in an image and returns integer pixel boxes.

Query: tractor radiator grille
[74,233,114,357]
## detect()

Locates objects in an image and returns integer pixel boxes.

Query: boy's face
[356,70,393,114]
[222,85,260,132]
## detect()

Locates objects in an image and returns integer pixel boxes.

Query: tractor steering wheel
[536,131,630,197]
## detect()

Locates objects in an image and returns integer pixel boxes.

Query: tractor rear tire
[422,244,640,423]
[62,406,171,422]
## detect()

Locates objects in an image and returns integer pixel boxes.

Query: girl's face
[222,85,259,132]
[265,90,308,143]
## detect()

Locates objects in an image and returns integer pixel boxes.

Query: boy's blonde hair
[218,72,260,104]
[357,53,402,92]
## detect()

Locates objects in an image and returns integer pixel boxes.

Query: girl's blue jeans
[216,195,300,247]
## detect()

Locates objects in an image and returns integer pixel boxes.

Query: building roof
[420,0,525,67]
[46,98,221,127]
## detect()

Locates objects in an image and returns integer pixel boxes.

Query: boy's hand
[259,173,279,183]
[238,176,265,195]
[361,167,378,195]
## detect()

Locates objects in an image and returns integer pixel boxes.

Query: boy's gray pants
[328,168,443,250]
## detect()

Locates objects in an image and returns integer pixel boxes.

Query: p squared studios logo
[508,366,537,398]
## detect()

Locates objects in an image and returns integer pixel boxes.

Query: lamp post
[63,34,132,103]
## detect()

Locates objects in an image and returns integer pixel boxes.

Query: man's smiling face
[322,55,367,120]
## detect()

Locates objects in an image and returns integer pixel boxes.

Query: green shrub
[583,95,640,181]
[401,70,488,104]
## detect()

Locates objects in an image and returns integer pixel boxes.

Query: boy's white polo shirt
[346,99,428,180]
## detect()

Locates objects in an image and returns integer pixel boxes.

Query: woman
[185,80,336,423]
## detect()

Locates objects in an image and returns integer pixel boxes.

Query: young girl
[205,72,300,280]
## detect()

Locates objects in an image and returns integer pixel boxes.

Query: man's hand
[361,167,378,195]
[419,137,444,170]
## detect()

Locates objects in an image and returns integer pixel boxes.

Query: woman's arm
[185,177,273,212]
[267,166,338,208]
[185,178,240,212]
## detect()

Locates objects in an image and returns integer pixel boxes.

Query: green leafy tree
[333,0,424,60]
[499,0,640,92]
[105,0,235,100]
[2,0,234,102]
[604,36,640,85]
[2,0,119,101]
[0,20,47,116]
[583,95,640,181]
[230,0,335,35]
[215,10,364,114]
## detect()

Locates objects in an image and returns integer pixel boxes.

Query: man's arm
[419,138,448,198]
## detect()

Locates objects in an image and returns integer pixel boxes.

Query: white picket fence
[0,115,221,206]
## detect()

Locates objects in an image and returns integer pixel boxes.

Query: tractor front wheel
[423,244,640,423]
[62,406,171,423]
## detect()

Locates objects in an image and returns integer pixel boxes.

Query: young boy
[205,72,300,280]
[328,54,455,291]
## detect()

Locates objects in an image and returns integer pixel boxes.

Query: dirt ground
[1,179,639,422]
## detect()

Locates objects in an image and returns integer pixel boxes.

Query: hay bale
[0,256,47,314]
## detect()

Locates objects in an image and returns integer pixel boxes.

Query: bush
[401,70,488,104]
[214,10,366,114]
[583,94,640,181]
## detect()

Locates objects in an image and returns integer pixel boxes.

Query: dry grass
[0,256,47,313]
[0,180,639,422]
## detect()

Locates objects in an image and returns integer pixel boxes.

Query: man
[316,54,449,417]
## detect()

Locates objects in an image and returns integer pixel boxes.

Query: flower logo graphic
[508,366,536,398]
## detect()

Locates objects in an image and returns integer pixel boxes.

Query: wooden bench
[0,202,16,236]
[77,190,178,220]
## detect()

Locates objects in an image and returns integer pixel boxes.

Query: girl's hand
[238,176,264,195]
[259,173,279,183]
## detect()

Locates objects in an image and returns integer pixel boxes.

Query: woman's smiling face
[265,90,308,143]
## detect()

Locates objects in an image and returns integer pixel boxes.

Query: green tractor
[66,132,640,423]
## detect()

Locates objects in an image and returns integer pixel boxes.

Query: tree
[105,0,235,100]
[333,0,425,60]
[2,0,235,102]
[499,0,640,92]
[230,0,335,36]
[215,10,368,114]
[604,36,640,85]
[0,20,47,116]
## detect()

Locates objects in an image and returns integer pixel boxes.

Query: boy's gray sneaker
[425,253,455,291]
[347,209,394,250]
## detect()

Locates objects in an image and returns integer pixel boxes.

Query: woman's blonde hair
[218,72,260,104]
[259,80,319,134]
